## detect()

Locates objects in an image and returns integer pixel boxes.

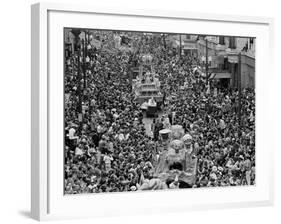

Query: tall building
[182,34,198,57]
[197,35,255,89]
[168,34,198,57]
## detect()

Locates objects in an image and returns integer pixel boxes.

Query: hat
[182,133,193,142]
[130,186,137,191]
[212,166,218,172]
[218,166,223,172]
[70,122,78,128]
[210,173,217,180]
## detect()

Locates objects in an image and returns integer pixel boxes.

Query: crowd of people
[64,30,255,194]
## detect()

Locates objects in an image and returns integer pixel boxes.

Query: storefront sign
[201,56,212,62]
[78,113,83,122]
[183,43,197,49]
[228,55,238,63]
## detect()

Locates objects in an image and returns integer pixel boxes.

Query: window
[229,37,236,49]
[223,57,229,70]
[249,37,254,49]
[219,36,225,45]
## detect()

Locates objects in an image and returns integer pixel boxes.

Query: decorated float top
[132,54,163,104]
[152,125,197,187]
[141,53,153,64]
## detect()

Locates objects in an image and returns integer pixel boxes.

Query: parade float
[132,54,163,117]
[138,125,198,190]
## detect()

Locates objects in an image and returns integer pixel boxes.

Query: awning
[210,72,231,79]
[228,55,239,63]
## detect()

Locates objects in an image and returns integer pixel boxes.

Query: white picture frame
[31,2,275,221]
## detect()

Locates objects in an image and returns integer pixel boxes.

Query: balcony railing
[209,68,230,73]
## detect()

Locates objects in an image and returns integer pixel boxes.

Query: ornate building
[197,36,255,89]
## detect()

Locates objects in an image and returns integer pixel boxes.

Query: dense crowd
[64,31,255,194]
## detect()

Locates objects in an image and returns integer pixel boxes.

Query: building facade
[182,34,198,57]
[197,35,255,89]
[168,34,198,57]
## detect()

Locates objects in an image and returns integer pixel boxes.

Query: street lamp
[205,37,209,84]
[226,48,242,132]
[81,38,87,90]
[238,52,242,130]
[179,34,182,58]
[199,35,211,85]
[70,29,83,117]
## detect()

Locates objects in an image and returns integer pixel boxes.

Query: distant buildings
[168,34,198,57]
[197,35,255,89]
[181,35,198,57]
[65,29,256,90]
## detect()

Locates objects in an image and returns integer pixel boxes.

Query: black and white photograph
[64,28,256,194]
[1,0,280,222]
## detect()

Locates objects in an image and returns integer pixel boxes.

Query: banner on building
[228,55,238,63]
[183,42,197,50]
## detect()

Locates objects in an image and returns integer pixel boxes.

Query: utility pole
[205,38,209,85]
[161,34,167,61]
[86,30,89,49]
[71,29,82,115]
[87,30,93,117]
[162,34,166,49]
[179,34,182,58]
[238,52,242,131]
[82,32,87,90]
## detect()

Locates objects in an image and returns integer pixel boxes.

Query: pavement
[142,116,154,137]
[142,111,164,137]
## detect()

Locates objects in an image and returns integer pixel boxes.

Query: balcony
[215,44,228,56]
[209,68,230,73]
[215,44,227,51]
